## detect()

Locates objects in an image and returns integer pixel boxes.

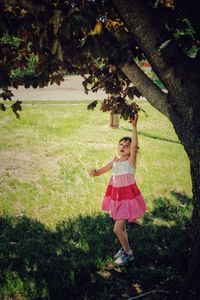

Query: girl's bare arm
[89,160,113,177]
[128,114,138,168]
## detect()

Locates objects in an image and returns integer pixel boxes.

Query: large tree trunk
[110,1,200,298]
[182,156,200,299]
[170,99,200,298]
[173,108,200,298]
[122,61,200,298]
[126,65,200,300]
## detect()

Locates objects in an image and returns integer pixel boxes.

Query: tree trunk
[110,1,200,297]
[110,112,119,128]
[160,93,200,299]
[177,152,200,299]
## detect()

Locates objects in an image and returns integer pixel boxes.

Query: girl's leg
[113,220,131,253]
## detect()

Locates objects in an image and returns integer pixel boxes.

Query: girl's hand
[89,169,98,177]
[131,113,138,127]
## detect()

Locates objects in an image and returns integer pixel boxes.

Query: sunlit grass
[0,100,191,227]
[0,100,192,299]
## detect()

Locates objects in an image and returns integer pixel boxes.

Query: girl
[89,114,146,266]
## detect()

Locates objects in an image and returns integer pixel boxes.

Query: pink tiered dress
[102,158,146,222]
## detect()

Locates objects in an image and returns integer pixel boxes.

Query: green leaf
[0,89,14,100]
[0,103,6,111]
[11,100,22,119]
[87,100,98,110]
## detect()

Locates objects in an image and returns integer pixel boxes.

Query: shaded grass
[0,100,192,299]
[0,196,191,299]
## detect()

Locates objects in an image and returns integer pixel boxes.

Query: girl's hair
[119,136,132,144]
[119,136,139,151]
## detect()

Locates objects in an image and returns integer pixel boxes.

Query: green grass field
[0,100,192,299]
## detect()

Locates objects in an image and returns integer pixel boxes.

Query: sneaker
[115,251,134,266]
[114,248,124,259]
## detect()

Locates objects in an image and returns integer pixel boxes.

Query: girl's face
[118,140,131,157]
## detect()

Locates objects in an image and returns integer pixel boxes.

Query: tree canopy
[1,0,198,119]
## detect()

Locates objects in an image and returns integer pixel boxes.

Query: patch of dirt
[0,149,63,182]
[97,263,138,299]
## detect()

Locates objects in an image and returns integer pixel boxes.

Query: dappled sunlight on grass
[0,192,191,299]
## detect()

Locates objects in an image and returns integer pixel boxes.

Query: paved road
[11,75,107,101]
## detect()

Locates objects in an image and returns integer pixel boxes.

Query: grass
[0,100,192,299]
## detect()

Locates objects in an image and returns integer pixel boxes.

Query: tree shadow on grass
[0,192,192,300]
[121,126,181,145]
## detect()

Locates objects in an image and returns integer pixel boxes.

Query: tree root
[128,289,173,299]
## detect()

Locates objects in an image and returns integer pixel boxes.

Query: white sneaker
[114,248,124,259]
[115,251,134,266]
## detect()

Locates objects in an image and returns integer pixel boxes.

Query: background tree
[0,0,200,298]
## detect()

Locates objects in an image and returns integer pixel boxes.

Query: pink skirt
[102,174,146,222]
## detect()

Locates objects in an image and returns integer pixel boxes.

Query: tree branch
[0,0,45,12]
[110,0,192,96]
[106,27,170,118]
[127,289,173,300]
[121,61,170,119]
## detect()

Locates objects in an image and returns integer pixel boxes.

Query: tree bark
[123,64,200,300]
[121,62,169,118]
[178,152,200,299]
[111,0,200,132]
[111,0,196,98]
[110,1,200,298]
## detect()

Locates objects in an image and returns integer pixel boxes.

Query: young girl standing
[89,114,146,266]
